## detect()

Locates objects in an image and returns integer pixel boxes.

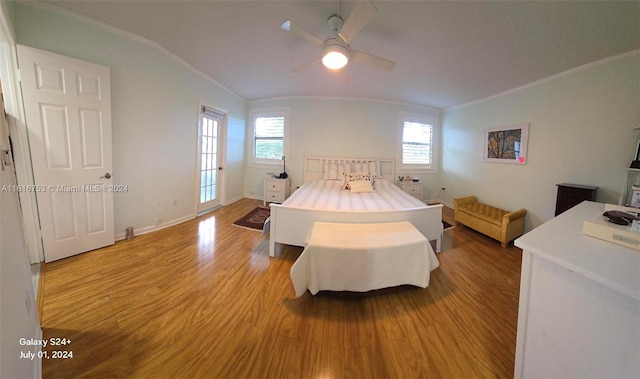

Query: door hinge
[0,149,11,170]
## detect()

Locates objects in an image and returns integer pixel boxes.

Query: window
[397,113,438,172]
[255,116,283,159]
[250,107,290,166]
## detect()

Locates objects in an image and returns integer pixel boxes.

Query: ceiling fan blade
[338,0,377,44]
[351,50,396,72]
[291,58,322,73]
[281,20,324,47]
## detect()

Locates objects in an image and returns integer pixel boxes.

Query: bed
[268,156,443,257]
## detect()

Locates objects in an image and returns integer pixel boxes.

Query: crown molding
[446,50,640,112]
[248,95,443,114]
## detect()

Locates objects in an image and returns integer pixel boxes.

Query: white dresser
[514,201,639,378]
[263,176,290,206]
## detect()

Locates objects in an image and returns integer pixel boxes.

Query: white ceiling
[42,0,639,109]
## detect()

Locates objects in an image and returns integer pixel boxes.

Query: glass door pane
[198,114,220,212]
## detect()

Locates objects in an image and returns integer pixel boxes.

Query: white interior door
[18,45,114,262]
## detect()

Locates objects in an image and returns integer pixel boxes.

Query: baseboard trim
[115,214,196,241]
[114,198,247,241]
[222,196,244,206]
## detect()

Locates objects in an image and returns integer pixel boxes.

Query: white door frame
[0,7,44,263]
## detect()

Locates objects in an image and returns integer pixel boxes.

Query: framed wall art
[484,123,529,164]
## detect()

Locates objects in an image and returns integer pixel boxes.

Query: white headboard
[303,156,395,183]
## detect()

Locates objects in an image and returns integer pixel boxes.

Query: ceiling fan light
[322,44,349,70]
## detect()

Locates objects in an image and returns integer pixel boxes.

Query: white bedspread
[282,179,427,211]
[290,221,440,297]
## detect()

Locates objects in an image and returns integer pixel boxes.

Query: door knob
[101,172,111,179]
[218,167,223,170]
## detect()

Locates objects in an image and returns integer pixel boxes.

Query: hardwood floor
[40,198,522,378]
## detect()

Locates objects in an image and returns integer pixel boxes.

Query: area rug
[233,207,270,231]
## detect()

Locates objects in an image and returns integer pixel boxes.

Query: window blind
[402,121,432,165]
[202,106,225,120]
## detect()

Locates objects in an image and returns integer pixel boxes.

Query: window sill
[397,167,437,174]
[248,161,283,170]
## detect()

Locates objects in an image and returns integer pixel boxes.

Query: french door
[197,106,224,213]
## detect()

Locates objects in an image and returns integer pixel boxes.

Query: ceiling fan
[281,0,396,73]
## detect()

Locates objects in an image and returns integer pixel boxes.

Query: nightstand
[264,177,290,206]
[397,181,422,201]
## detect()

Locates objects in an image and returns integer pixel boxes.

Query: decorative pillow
[342,172,373,189]
[350,180,374,193]
[341,172,349,188]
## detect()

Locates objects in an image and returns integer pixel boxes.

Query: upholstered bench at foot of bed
[453,196,526,248]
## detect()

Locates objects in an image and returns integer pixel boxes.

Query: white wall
[246,97,442,202]
[0,4,41,377]
[441,52,640,230]
[0,117,41,378]
[13,3,246,237]
[224,115,247,204]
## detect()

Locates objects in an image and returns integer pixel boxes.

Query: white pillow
[342,172,372,189]
[350,180,374,193]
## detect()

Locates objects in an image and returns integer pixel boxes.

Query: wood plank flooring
[40,198,522,378]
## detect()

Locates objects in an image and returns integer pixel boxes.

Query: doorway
[197,106,225,214]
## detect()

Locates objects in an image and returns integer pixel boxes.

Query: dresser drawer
[265,180,285,192]
[405,185,420,195]
[265,190,285,203]
[397,181,422,200]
